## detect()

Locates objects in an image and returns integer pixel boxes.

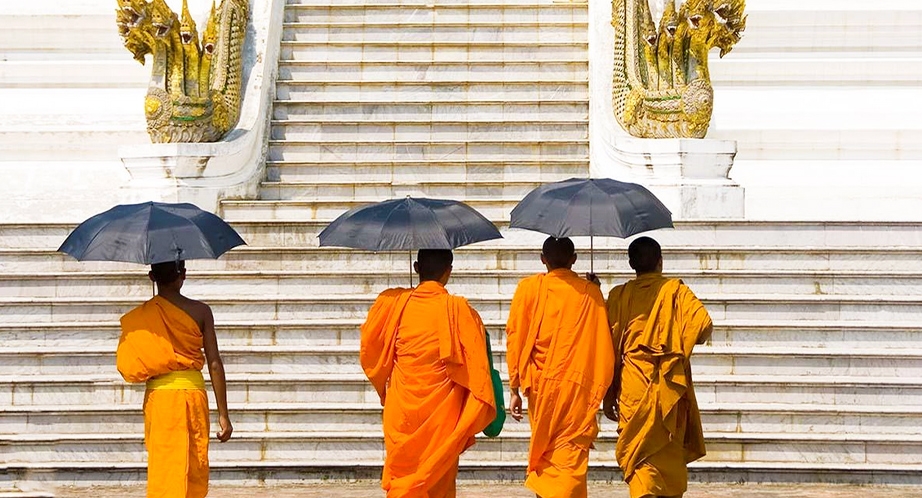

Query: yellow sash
[146,370,206,391]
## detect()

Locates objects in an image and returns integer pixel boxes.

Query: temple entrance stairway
[0,0,148,222]
[707,0,922,220]
[3,0,922,489]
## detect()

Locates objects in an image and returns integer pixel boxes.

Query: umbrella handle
[590,235,594,274]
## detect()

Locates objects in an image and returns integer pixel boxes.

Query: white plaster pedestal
[116,0,285,214]
[588,0,745,220]
[595,137,745,219]
[119,138,266,213]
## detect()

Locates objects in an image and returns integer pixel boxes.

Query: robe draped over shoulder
[361,281,496,498]
[506,269,615,498]
[607,274,712,498]
[118,296,211,498]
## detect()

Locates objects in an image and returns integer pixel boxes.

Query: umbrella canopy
[58,201,246,264]
[510,178,673,238]
[318,197,502,251]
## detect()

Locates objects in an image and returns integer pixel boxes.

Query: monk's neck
[157,289,184,300]
[547,267,576,277]
[635,271,664,280]
[416,280,447,292]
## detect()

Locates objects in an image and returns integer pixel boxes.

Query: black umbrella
[319,197,503,284]
[510,178,673,271]
[58,201,246,265]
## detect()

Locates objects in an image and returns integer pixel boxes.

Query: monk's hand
[585,272,601,286]
[216,415,233,443]
[509,390,524,421]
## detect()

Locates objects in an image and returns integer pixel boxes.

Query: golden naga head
[201,1,219,55]
[711,1,747,57]
[179,0,198,45]
[682,0,746,57]
[149,0,177,38]
[116,0,148,28]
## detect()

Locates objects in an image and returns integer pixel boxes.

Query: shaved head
[541,237,576,270]
[416,249,453,282]
[150,260,185,286]
[628,236,662,274]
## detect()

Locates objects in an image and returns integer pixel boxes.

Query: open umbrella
[58,201,246,264]
[510,178,673,271]
[318,196,502,284]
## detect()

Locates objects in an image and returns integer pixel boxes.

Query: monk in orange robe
[361,249,497,498]
[117,261,233,498]
[604,237,713,498]
[506,237,615,498]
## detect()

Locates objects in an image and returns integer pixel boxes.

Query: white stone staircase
[708,0,922,220]
[3,0,922,490]
[0,1,148,222]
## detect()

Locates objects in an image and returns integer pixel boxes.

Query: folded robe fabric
[607,273,713,498]
[506,269,615,498]
[361,281,496,498]
[118,296,210,498]
[117,296,205,383]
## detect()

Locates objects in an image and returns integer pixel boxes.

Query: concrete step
[0,15,124,57]
[3,344,921,378]
[265,139,588,163]
[737,9,922,54]
[0,316,922,354]
[283,3,588,25]
[2,269,922,298]
[272,100,589,121]
[274,81,588,102]
[268,121,588,143]
[0,130,148,162]
[0,89,145,128]
[712,128,922,161]
[0,486,53,498]
[247,177,582,200]
[0,317,918,351]
[279,40,588,62]
[710,86,922,160]
[265,158,588,183]
[6,372,922,408]
[282,25,587,43]
[4,220,922,250]
[0,61,149,89]
[7,402,922,437]
[710,56,922,86]
[5,428,922,466]
[0,293,918,324]
[277,60,588,83]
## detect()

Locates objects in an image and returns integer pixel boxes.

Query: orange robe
[607,273,713,498]
[118,296,210,498]
[506,269,615,498]
[361,281,496,498]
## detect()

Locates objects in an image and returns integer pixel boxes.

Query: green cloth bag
[482,332,506,437]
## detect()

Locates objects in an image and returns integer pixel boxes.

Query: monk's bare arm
[602,287,624,422]
[201,303,233,442]
[506,284,527,422]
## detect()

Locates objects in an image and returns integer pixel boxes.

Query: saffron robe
[361,281,496,498]
[118,296,210,498]
[506,269,615,498]
[607,273,713,498]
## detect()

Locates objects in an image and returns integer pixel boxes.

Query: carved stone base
[594,137,745,220]
[119,140,265,213]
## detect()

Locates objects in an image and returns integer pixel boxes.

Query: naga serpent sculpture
[612,0,746,138]
[116,0,248,143]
